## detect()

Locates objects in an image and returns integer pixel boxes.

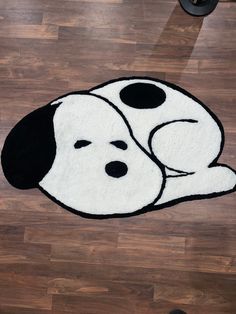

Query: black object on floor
[169,309,187,314]
[179,0,219,16]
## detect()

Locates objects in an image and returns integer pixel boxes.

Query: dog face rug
[1,77,236,218]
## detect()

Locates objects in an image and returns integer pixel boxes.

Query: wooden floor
[0,0,236,313]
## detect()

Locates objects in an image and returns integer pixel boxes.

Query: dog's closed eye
[110,140,128,150]
[74,140,91,149]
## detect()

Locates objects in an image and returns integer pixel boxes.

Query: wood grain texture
[0,0,236,313]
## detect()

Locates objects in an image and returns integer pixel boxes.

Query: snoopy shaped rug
[1,77,236,218]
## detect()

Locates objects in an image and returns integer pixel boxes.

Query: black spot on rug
[1,77,236,219]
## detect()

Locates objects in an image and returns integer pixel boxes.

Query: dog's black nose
[105,161,128,178]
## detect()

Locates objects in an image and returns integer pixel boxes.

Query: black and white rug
[1,77,236,218]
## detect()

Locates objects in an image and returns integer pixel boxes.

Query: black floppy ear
[1,103,60,189]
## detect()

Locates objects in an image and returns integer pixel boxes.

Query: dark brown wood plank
[0,25,58,39]
[47,277,153,299]
[0,307,51,314]
[52,294,135,314]
[51,244,234,273]
[24,225,118,247]
[0,240,51,263]
[0,273,52,310]
[0,10,43,25]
